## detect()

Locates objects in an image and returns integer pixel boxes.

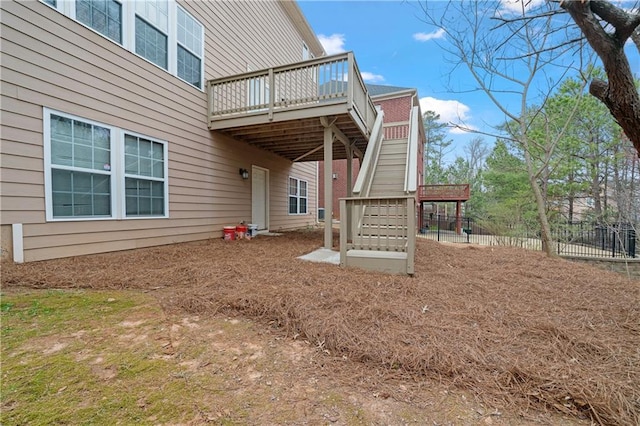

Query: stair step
[345,249,408,275]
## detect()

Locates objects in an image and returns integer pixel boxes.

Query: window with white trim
[124,134,165,216]
[135,0,169,69]
[177,6,203,88]
[49,114,112,218]
[39,0,204,90]
[76,0,122,44]
[288,177,308,215]
[45,109,168,221]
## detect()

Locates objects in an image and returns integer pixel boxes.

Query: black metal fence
[418,214,637,259]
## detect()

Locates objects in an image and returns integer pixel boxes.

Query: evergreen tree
[423,111,452,184]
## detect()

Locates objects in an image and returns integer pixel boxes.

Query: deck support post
[323,125,333,249]
[455,200,462,235]
[346,144,353,238]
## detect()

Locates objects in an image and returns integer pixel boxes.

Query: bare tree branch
[560,0,640,157]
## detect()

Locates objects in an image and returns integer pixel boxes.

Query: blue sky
[297,0,640,164]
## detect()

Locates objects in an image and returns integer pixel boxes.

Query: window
[177,6,203,88]
[124,134,165,216]
[302,43,310,61]
[135,0,169,69]
[40,0,204,89]
[76,0,122,44]
[135,16,168,69]
[289,177,308,215]
[45,109,168,221]
[49,114,112,218]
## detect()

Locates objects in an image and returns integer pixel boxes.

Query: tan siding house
[1,0,323,262]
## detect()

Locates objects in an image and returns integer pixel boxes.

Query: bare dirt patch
[3,229,639,425]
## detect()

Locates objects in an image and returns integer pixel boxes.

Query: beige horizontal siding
[0,0,320,262]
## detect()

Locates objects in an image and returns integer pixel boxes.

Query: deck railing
[419,184,470,201]
[383,122,409,140]
[340,196,416,274]
[207,52,377,133]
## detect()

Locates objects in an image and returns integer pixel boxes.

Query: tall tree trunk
[522,137,556,256]
[560,1,640,157]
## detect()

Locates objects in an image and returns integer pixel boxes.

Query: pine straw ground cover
[2,229,639,425]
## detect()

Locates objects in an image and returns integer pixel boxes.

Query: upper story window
[302,43,310,61]
[40,0,204,90]
[135,0,169,69]
[177,7,203,88]
[76,0,122,44]
[135,15,168,69]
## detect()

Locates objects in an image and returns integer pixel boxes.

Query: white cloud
[420,97,470,123]
[360,71,385,83]
[498,0,544,15]
[419,96,478,133]
[413,28,446,42]
[317,34,346,55]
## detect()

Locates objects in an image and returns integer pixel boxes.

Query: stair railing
[353,108,384,198]
[404,105,419,194]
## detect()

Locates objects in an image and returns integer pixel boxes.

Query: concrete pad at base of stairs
[297,248,340,265]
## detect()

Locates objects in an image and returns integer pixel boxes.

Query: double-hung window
[177,6,203,88]
[124,134,165,216]
[40,0,204,90]
[134,0,169,69]
[76,0,122,44]
[288,177,308,215]
[48,114,112,218]
[45,109,168,221]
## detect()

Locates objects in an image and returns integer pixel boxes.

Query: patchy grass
[1,290,212,424]
[0,289,433,425]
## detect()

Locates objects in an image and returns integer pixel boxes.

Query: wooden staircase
[339,106,420,275]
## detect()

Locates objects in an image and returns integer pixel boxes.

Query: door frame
[251,165,269,230]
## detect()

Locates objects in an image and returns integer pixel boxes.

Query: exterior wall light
[239,168,249,180]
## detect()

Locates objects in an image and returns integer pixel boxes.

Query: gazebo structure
[418,184,470,234]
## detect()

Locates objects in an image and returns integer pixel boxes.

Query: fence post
[627,229,636,258]
[611,228,616,258]
[466,218,470,243]
[437,214,441,242]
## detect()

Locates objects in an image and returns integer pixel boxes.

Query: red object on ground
[223,226,236,240]
[236,225,247,239]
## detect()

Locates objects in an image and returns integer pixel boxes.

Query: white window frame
[44,108,169,222]
[302,42,310,61]
[176,5,204,89]
[288,176,308,215]
[38,0,204,91]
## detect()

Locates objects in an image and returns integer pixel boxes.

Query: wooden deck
[419,184,470,202]
[207,52,377,162]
